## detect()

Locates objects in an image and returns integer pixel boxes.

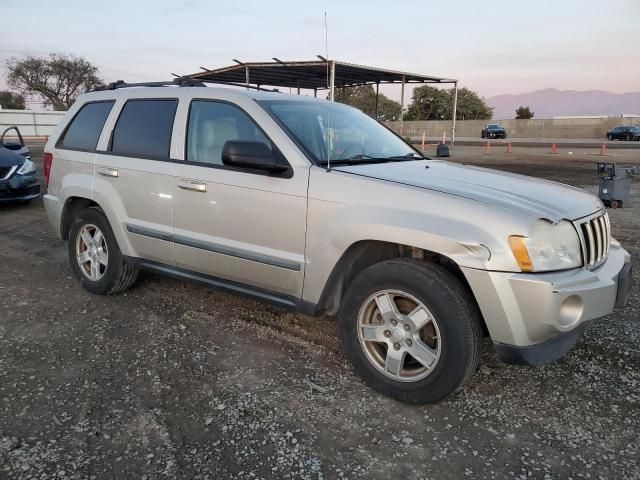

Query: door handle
[96,166,119,177]
[178,179,207,192]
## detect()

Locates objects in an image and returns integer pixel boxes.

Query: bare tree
[6,54,103,111]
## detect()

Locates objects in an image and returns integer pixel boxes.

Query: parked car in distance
[42,83,632,404]
[0,126,40,204]
[606,125,640,141]
[481,123,507,139]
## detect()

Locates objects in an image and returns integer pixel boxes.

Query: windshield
[487,124,502,129]
[258,99,420,165]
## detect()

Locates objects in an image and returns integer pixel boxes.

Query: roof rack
[93,77,280,92]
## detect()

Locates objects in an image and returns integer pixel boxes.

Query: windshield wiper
[319,153,425,166]
[386,152,426,160]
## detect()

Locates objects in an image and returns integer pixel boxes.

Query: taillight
[43,151,53,187]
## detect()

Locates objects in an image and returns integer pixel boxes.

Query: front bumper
[462,243,632,365]
[0,172,40,203]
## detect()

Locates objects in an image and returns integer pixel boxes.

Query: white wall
[0,109,65,137]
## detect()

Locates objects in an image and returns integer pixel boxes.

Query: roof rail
[93,77,280,93]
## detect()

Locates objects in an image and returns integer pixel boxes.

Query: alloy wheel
[357,289,441,382]
[75,224,108,281]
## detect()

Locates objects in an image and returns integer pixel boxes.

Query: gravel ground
[1,146,638,479]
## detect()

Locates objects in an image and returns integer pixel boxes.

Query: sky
[1,0,639,106]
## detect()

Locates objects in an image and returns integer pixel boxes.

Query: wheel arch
[60,196,103,240]
[314,240,488,335]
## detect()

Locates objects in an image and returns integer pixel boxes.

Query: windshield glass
[487,124,501,129]
[258,99,419,165]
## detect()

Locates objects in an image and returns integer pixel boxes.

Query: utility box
[597,162,635,208]
[436,143,450,157]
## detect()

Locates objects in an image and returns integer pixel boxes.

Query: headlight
[509,219,582,272]
[17,159,35,175]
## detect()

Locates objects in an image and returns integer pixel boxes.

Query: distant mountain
[486,88,640,120]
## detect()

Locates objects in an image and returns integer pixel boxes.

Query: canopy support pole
[451,81,458,144]
[400,75,406,135]
[375,82,380,120]
[245,67,250,90]
[329,61,336,101]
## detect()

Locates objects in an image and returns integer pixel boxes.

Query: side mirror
[222,141,290,173]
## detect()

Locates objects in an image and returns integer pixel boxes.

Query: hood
[334,160,602,222]
[0,146,26,168]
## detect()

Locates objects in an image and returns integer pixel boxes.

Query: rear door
[93,90,182,265]
[171,95,309,298]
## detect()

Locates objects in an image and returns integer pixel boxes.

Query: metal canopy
[188,59,457,91]
[186,59,460,142]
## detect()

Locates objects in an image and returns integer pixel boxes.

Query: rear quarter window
[58,101,115,151]
[110,99,178,159]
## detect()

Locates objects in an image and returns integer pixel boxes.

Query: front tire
[339,258,482,404]
[68,208,138,295]
[607,134,613,141]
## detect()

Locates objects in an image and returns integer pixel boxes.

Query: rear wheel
[68,208,138,295]
[626,134,633,141]
[339,258,482,404]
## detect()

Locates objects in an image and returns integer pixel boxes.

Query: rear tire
[68,208,138,295]
[339,258,482,404]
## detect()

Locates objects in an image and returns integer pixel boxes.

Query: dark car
[607,125,640,141]
[0,126,40,204]
[481,124,507,139]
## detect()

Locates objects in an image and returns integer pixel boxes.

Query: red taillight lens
[43,151,53,187]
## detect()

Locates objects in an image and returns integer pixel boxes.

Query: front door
[171,98,308,298]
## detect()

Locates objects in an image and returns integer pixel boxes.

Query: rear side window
[111,99,178,159]
[59,101,114,151]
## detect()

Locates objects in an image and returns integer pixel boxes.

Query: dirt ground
[1,145,639,479]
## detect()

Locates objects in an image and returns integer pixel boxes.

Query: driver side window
[186,101,271,165]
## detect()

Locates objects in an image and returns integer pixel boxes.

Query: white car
[42,82,632,403]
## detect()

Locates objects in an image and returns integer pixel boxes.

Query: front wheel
[68,208,138,295]
[607,134,613,141]
[339,258,482,404]
[627,134,633,141]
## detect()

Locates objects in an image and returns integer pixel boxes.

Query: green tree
[406,85,493,120]
[405,85,450,121]
[0,91,25,109]
[6,54,103,111]
[515,105,534,119]
[334,85,401,121]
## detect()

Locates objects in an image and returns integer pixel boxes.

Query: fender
[89,174,139,257]
[302,167,529,306]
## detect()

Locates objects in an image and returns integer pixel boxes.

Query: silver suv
[43,84,632,403]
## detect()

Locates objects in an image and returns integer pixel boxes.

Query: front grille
[578,211,610,269]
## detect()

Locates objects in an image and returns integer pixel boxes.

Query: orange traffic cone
[599,143,607,156]
[550,143,558,154]
[506,142,512,153]
[484,140,491,154]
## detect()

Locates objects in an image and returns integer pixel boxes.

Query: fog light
[558,295,584,327]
